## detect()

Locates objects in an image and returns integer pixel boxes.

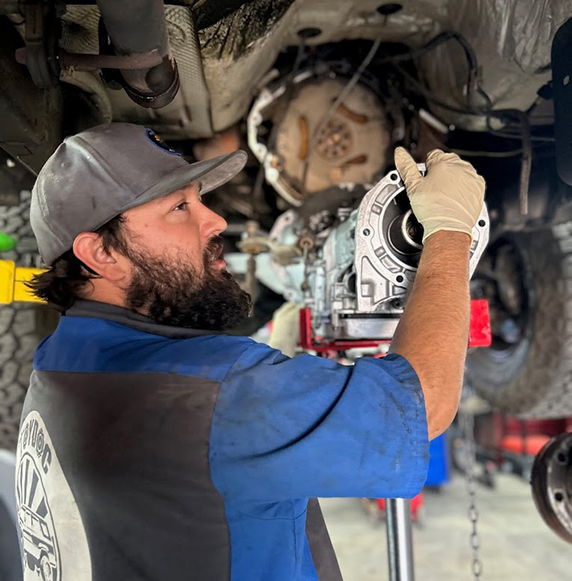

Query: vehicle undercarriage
[1,0,572,453]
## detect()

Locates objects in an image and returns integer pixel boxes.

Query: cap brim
[120,149,248,212]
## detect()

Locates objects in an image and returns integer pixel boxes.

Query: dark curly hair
[27,214,128,313]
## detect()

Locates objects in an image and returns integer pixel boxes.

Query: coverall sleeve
[209,342,429,502]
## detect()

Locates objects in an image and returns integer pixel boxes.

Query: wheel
[466,223,572,417]
[531,433,572,543]
[40,553,54,581]
[0,193,59,450]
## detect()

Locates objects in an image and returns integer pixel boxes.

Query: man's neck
[82,282,129,312]
[66,300,221,339]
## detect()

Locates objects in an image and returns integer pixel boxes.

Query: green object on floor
[0,233,16,253]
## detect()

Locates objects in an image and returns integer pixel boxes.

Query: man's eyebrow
[157,183,200,206]
[157,190,186,205]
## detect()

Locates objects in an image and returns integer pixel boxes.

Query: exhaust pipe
[95,0,179,109]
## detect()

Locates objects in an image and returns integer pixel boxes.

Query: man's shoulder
[36,315,266,382]
[163,334,260,382]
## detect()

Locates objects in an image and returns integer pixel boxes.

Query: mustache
[204,236,224,264]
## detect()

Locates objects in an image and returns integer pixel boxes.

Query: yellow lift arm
[0,260,45,304]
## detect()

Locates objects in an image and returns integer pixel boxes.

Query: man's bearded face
[123,236,252,331]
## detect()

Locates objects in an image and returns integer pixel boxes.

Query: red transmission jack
[299,299,492,353]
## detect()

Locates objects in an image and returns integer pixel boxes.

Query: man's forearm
[389,231,471,439]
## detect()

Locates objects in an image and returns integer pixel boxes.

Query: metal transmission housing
[268,167,489,342]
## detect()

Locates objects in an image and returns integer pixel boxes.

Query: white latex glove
[268,302,303,358]
[394,147,486,243]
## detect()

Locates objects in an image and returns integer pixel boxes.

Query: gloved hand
[394,147,486,243]
[268,302,302,358]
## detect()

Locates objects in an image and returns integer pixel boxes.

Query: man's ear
[72,232,127,282]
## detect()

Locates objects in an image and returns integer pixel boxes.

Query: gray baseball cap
[30,123,248,265]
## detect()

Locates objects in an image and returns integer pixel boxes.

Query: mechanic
[16,123,485,581]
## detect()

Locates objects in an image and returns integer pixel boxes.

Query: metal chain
[460,390,483,580]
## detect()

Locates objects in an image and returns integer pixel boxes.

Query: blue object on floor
[425,433,450,487]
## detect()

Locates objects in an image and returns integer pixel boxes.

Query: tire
[466,223,572,418]
[40,553,54,581]
[0,193,59,451]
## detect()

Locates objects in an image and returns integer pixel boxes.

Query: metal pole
[386,498,415,581]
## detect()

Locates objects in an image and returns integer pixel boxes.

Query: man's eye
[174,202,189,211]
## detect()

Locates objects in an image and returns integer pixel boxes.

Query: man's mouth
[206,238,226,269]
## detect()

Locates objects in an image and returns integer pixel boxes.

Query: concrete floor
[320,473,570,581]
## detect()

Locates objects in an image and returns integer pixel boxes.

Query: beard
[123,236,252,331]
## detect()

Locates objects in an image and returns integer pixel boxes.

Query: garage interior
[1,1,572,580]
[321,473,569,581]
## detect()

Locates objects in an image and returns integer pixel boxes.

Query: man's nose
[202,204,228,237]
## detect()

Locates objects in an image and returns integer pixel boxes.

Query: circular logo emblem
[17,411,92,581]
[145,128,181,156]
